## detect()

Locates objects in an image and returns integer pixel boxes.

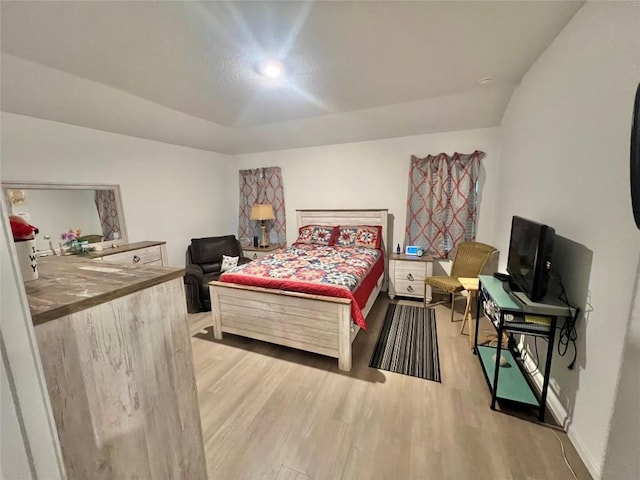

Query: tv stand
[510,291,572,316]
[475,275,572,422]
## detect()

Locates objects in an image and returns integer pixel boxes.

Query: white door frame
[1,195,66,478]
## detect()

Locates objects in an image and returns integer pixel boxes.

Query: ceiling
[0,1,583,154]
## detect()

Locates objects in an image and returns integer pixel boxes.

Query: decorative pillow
[221,255,239,272]
[334,225,382,249]
[294,225,337,246]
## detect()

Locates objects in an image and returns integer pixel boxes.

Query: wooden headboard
[296,209,389,253]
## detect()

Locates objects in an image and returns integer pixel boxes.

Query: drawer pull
[407,285,414,293]
[133,255,141,264]
[406,273,414,281]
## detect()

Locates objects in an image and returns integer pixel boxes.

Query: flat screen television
[506,216,555,302]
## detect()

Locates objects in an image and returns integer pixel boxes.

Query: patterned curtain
[404,151,484,258]
[238,167,286,246]
[94,190,122,241]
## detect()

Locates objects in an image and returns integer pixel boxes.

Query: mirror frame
[2,182,129,249]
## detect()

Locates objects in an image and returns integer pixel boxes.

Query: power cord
[549,271,580,369]
[521,336,549,375]
[552,430,579,480]
[521,336,540,375]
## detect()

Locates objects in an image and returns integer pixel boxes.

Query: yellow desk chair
[424,241,498,323]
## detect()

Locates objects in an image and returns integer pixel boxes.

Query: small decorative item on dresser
[396,243,401,254]
[14,240,38,281]
[60,228,86,255]
[9,214,39,281]
[405,245,420,255]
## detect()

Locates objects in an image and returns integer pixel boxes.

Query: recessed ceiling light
[260,60,284,79]
[479,76,494,86]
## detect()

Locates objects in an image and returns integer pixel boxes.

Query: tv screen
[507,216,555,302]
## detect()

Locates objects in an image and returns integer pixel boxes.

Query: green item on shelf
[525,314,552,326]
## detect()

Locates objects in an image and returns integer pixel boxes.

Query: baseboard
[567,427,602,480]
[517,346,602,479]
[518,348,569,427]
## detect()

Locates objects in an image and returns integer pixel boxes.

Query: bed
[208,209,388,371]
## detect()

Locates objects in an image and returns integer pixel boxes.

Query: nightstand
[388,253,433,302]
[243,244,281,260]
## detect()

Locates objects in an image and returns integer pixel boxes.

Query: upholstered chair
[183,235,251,313]
[424,241,498,322]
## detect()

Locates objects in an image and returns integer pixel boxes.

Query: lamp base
[259,223,270,249]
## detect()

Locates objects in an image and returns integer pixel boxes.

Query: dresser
[88,240,168,266]
[27,256,206,479]
[388,253,433,302]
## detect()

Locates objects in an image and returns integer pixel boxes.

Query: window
[404,151,484,258]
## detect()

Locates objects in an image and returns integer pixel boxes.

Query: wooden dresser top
[389,252,434,262]
[25,255,183,326]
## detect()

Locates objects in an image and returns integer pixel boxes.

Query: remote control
[493,272,511,281]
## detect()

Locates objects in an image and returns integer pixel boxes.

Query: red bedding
[219,244,385,329]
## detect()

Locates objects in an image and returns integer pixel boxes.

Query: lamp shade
[250,204,275,221]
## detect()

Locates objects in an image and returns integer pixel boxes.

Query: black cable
[520,335,538,375]
[520,334,549,375]
[549,271,579,369]
[559,308,580,369]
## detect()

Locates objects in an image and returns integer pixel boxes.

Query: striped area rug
[369,304,441,382]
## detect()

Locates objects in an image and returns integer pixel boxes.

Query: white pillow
[221,255,239,272]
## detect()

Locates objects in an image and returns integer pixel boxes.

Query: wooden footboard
[209,208,388,372]
[209,282,354,371]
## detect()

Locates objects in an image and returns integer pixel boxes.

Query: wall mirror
[2,182,128,253]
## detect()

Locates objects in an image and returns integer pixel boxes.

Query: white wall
[602,258,640,479]
[495,2,640,477]
[1,112,236,266]
[233,127,501,251]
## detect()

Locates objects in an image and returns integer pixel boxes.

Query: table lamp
[250,204,275,248]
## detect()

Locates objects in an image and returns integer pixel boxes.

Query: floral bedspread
[219,244,384,329]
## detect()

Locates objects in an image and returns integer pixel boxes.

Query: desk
[475,275,571,422]
[458,277,479,348]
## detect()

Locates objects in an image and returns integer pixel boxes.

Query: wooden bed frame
[209,209,389,371]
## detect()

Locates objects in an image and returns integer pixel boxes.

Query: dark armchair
[184,235,252,313]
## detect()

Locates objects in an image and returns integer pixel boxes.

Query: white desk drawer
[393,279,423,297]
[250,250,273,260]
[394,261,427,281]
[98,245,162,265]
[144,259,164,266]
[244,246,281,260]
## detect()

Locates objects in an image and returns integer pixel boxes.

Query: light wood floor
[188,295,592,480]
